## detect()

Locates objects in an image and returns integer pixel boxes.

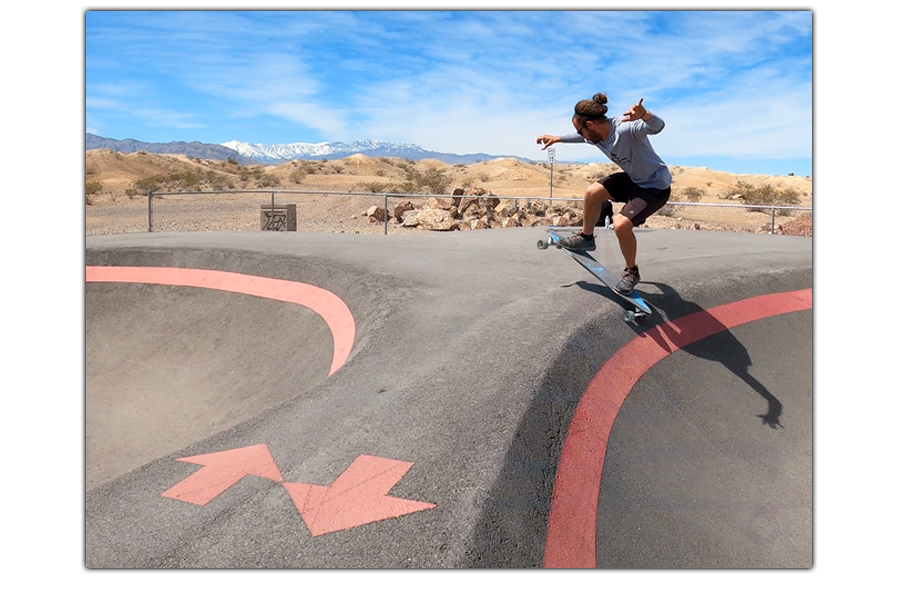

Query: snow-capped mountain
[221,139,413,161]
[220,139,506,165]
[87,133,520,165]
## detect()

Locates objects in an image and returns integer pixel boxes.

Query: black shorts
[600,172,670,227]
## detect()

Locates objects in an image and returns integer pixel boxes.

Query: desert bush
[774,187,803,215]
[657,203,679,217]
[725,181,802,214]
[289,168,307,184]
[402,167,450,194]
[205,173,234,190]
[132,175,162,194]
[681,187,704,202]
[255,173,280,188]
[359,181,391,193]
[130,169,236,194]
[735,181,798,205]
[173,171,201,188]
[86,180,103,205]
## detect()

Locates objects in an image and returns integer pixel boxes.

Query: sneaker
[557,232,596,251]
[615,266,640,294]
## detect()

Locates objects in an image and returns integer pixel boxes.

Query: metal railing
[84,189,811,236]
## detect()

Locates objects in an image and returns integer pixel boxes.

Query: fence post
[771,206,776,235]
[383,194,389,235]
[148,190,153,232]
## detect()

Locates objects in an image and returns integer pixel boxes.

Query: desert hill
[85,150,812,236]
[86,149,812,207]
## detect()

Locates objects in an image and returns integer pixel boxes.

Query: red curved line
[543,288,813,568]
[86,266,356,375]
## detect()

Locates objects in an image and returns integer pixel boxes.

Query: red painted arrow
[283,455,436,536]
[162,444,284,506]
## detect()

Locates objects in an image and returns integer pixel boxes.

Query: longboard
[537,227,652,323]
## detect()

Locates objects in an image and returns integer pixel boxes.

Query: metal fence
[84,189,811,236]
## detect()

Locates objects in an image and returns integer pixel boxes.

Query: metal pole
[383,194,388,235]
[771,206,775,235]
[549,161,554,199]
[548,146,556,199]
[148,190,153,232]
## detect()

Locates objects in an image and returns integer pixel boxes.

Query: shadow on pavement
[463,278,790,567]
[578,279,784,428]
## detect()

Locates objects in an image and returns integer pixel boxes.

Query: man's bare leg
[613,214,637,268]
[582,182,611,236]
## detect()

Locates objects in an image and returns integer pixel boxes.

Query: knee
[584,182,609,204]
[613,214,633,236]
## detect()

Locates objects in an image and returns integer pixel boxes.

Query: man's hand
[536,135,561,149]
[622,98,649,122]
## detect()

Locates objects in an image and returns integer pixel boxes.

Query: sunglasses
[575,119,592,137]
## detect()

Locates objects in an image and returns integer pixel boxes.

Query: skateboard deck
[537,227,652,323]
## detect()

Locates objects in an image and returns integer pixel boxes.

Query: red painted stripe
[543,288,813,568]
[86,266,356,375]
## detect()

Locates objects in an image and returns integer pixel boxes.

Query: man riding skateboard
[537,93,671,295]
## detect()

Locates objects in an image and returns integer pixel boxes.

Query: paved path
[85,227,812,568]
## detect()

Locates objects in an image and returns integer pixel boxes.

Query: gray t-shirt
[561,114,671,190]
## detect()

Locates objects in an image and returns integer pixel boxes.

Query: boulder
[494,200,518,218]
[366,205,387,222]
[416,208,459,231]
[424,197,456,210]
[400,210,419,227]
[393,200,415,219]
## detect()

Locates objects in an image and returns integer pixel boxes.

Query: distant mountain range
[86,134,519,165]
[85,133,257,165]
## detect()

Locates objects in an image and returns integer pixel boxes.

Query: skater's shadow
[573,279,783,428]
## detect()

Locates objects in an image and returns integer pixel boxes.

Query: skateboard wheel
[537,239,548,250]
[623,311,636,323]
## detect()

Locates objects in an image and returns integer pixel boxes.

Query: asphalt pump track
[85,227,813,568]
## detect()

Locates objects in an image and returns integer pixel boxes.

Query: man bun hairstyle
[574,92,609,122]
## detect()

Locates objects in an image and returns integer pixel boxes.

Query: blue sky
[85,10,813,176]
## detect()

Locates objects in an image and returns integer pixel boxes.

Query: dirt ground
[85,150,812,237]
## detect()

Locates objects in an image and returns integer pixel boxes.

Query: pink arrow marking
[162,444,284,506]
[283,455,436,536]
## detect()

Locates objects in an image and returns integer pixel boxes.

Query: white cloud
[267,102,348,139]
[653,83,813,159]
[135,108,205,130]
[85,10,812,167]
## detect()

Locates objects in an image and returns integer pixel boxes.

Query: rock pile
[364,188,584,231]
[778,216,812,237]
